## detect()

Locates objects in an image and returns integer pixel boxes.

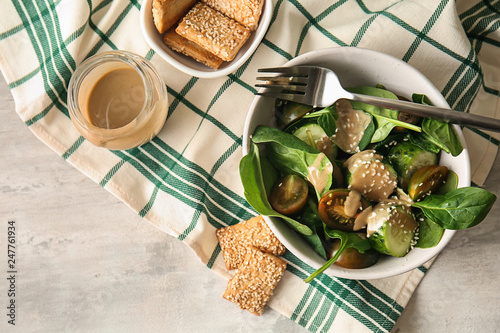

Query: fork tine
[255,76,308,84]
[254,83,307,93]
[257,66,311,76]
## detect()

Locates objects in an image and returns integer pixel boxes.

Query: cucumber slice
[293,123,337,160]
[387,141,438,188]
[293,123,327,145]
[367,205,418,257]
[275,100,314,129]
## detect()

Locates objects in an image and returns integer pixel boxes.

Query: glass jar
[68,50,168,150]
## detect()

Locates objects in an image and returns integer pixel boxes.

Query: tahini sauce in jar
[68,51,168,150]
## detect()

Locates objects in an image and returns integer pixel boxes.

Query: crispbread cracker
[175,2,251,62]
[163,27,224,69]
[152,0,198,34]
[223,247,287,316]
[201,0,263,31]
[216,215,286,270]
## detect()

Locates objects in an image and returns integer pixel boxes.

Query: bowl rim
[139,0,272,79]
[242,46,470,280]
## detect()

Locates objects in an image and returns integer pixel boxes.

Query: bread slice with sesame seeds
[163,26,224,69]
[152,0,198,34]
[223,247,287,316]
[201,0,263,31]
[216,215,286,270]
[175,2,251,62]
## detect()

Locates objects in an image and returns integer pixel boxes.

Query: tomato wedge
[408,165,449,201]
[318,189,371,231]
[326,236,380,269]
[269,174,308,216]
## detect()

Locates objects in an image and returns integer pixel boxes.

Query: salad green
[240,85,496,282]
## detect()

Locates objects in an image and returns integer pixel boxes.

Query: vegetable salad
[240,85,496,282]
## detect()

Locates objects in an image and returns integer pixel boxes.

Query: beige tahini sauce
[331,99,372,153]
[344,150,397,202]
[76,64,167,150]
[86,68,145,129]
[306,153,333,195]
[68,51,169,150]
[344,189,362,217]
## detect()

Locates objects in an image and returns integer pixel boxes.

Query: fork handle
[349,93,500,132]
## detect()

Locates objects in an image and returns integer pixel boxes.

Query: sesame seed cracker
[201,0,263,31]
[216,215,286,270]
[152,0,198,34]
[176,2,251,62]
[223,247,287,316]
[163,26,224,68]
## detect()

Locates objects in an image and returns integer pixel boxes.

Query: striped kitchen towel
[0,0,499,332]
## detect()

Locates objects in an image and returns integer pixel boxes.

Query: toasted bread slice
[175,2,251,62]
[201,0,263,31]
[163,27,224,69]
[216,215,286,270]
[223,247,287,316]
[152,0,198,34]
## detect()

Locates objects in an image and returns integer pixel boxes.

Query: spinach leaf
[259,155,278,197]
[350,85,399,100]
[421,118,463,157]
[347,86,421,142]
[412,93,463,157]
[296,198,327,259]
[317,111,337,137]
[412,93,432,105]
[283,108,334,135]
[415,213,445,249]
[302,108,332,119]
[408,132,442,154]
[412,187,496,230]
[358,115,376,151]
[239,141,313,236]
[252,126,333,199]
[304,229,371,283]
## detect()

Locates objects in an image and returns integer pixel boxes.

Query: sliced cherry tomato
[408,165,449,201]
[318,189,371,231]
[398,111,420,124]
[326,236,380,269]
[269,174,308,216]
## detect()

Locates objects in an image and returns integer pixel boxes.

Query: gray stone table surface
[1,76,499,333]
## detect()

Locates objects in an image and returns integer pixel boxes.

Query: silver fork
[255,66,500,132]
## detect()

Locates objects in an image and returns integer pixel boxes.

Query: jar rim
[67,50,155,137]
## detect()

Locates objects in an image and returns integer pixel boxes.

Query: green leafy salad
[240,85,497,282]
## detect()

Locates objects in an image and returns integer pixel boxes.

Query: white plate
[140,0,272,79]
[243,47,471,280]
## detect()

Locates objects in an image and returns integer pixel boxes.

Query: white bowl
[242,47,471,280]
[140,0,272,79]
